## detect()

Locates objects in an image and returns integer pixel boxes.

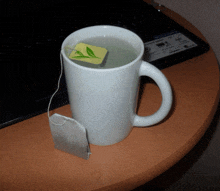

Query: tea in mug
[67,36,138,69]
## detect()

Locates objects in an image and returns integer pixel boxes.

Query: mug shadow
[136,76,153,112]
[136,76,176,124]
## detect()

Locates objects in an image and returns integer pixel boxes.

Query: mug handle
[133,61,173,127]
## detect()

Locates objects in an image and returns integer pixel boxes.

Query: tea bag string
[65,45,76,55]
[47,51,66,126]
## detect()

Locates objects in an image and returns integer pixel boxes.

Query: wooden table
[1,3,219,191]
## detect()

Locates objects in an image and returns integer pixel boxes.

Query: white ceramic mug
[61,25,172,146]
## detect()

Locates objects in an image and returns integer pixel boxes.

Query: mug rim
[61,25,145,71]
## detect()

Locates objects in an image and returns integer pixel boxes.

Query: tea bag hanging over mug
[48,53,91,160]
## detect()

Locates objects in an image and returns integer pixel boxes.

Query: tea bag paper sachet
[48,53,91,160]
[66,43,108,66]
[49,114,91,160]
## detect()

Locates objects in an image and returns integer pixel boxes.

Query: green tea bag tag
[68,43,108,65]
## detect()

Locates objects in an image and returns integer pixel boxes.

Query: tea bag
[48,53,91,160]
[49,114,91,160]
[66,43,108,67]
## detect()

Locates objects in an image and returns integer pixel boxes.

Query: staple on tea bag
[47,52,91,160]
